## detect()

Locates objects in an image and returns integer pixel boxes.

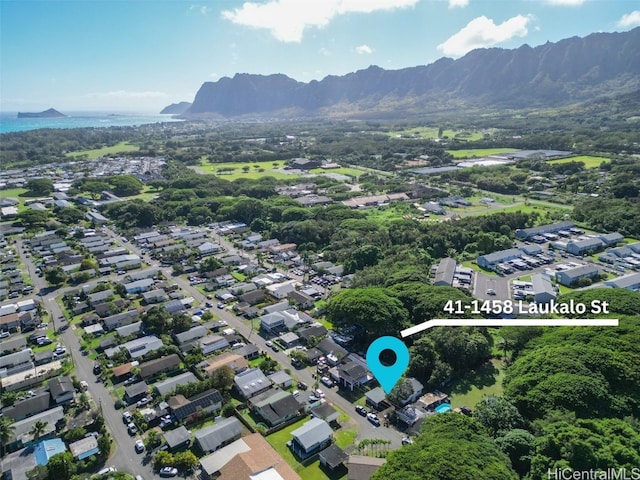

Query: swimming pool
[435,403,451,413]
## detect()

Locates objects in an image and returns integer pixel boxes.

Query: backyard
[444,359,506,409]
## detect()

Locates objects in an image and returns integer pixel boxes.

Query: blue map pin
[366,336,410,394]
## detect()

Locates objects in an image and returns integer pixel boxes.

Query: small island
[17,108,67,118]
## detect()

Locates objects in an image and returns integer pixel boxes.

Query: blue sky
[1,0,639,112]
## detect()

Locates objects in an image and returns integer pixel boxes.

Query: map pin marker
[366,336,410,394]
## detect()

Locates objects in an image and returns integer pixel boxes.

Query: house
[395,405,424,426]
[112,362,133,381]
[278,332,300,349]
[234,368,272,399]
[417,391,449,411]
[204,352,248,376]
[163,299,186,314]
[290,158,320,170]
[287,290,315,310]
[365,387,389,410]
[124,381,149,404]
[8,406,64,449]
[139,354,181,379]
[142,289,167,304]
[199,433,301,480]
[0,313,21,331]
[266,281,297,300]
[3,392,51,421]
[124,278,154,294]
[433,257,456,287]
[477,248,523,270]
[49,376,74,404]
[194,417,243,453]
[170,388,223,423]
[556,264,600,286]
[123,335,163,358]
[103,310,139,331]
[566,238,605,256]
[86,289,113,307]
[260,312,286,333]
[605,272,640,291]
[34,438,67,466]
[155,372,198,397]
[174,325,208,345]
[337,361,370,391]
[199,335,230,356]
[252,391,301,427]
[238,289,265,305]
[515,221,575,240]
[232,344,260,360]
[164,425,191,452]
[289,417,333,459]
[262,301,290,314]
[297,324,328,344]
[319,444,349,471]
[348,456,387,480]
[532,273,557,304]
[69,436,100,460]
[269,370,293,389]
[197,242,220,256]
[395,377,424,406]
[0,335,26,355]
[311,403,340,425]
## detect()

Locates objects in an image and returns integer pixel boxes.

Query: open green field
[447,148,519,159]
[125,185,159,201]
[267,418,346,480]
[387,127,487,141]
[445,359,506,408]
[197,160,301,180]
[66,141,140,159]
[547,155,610,169]
[309,167,364,179]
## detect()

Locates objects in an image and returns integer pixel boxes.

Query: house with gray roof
[556,264,600,286]
[154,372,198,396]
[170,388,223,423]
[142,289,167,304]
[174,325,208,345]
[566,238,605,256]
[103,309,139,331]
[123,335,163,359]
[139,354,181,380]
[253,391,301,427]
[125,381,149,403]
[605,272,640,291]
[8,406,64,449]
[124,278,155,294]
[0,335,27,355]
[477,248,523,269]
[86,289,113,307]
[199,335,230,356]
[433,257,456,286]
[164,425,191,452]
[49,376,74,404]
[3,392,51,421]
[290,417,333,459]
[234,368,272,399]
[532,273,557,304]
[194,416,243,453]
[116,321,142,338]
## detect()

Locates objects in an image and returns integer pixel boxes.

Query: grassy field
[66,141,140,159]
[126,185,159,202]
[445,359,506,408]
[387,127,486,141]
[267,418,345,480]
[447,148,519,159]
[197,160,300,180]
[547,155,610,169]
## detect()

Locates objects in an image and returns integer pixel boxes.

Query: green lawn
[267,417,344,480]
[335,429,358,449]
[66,141,140,159]
[308,167,364,179]
[197,160,300,180]
[386,126,487,141]
[446,148,519,159]
[547,155,610,169]
[444,359,506,409]
[462,260,499,277]
[126,185,159,202]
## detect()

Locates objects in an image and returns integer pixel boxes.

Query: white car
[321,376,333,387]
[315,389,325,398]
[135,439,145,453]
[97,467,117,475]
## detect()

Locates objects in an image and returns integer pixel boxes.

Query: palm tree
[29,420,48,440]
[0,417,15,457]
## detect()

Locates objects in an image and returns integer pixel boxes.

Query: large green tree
[372,414,518,480]
[110,175,143,196]
[326,288,409,337]
[26,178,54,196]
[473,396,525,437]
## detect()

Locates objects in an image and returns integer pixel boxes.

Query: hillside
[181,27,640,119]
[17,108,67,118]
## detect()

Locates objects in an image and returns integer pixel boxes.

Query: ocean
[0,111,184,134]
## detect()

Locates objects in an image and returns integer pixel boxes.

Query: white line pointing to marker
[400,318,619,338]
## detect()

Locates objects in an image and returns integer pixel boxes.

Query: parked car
[217,302,225,309]
[122,411,133,423]
[321,376,333,387]
[159,467,178,477]
[315,389,325,398]
[355,405,367,416]
[401,437,413,445]
[93,363,102,375]
[487,289,496,295]
[0,331,10,339]
[136,397,150,407]
[127,422,137,435]
[97,467,117,475]
[265,341,273,348]
[297,381,308,390]
[367,413,380,426]
[37,337,52,346]
[135,439,145,453]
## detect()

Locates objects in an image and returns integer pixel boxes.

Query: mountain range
[169,27,640,119]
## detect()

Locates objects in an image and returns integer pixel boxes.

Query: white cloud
[83,90,168,99]
[209,72,220,79]
[221,0,420,43]
[544,0,585,5]
[437,15,531,57]
[448,0,469,8]
[319,47,330,56]
[617,10,640,28]
[355,44,373,54]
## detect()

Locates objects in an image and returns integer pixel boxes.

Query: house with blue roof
[34,438,67,465]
